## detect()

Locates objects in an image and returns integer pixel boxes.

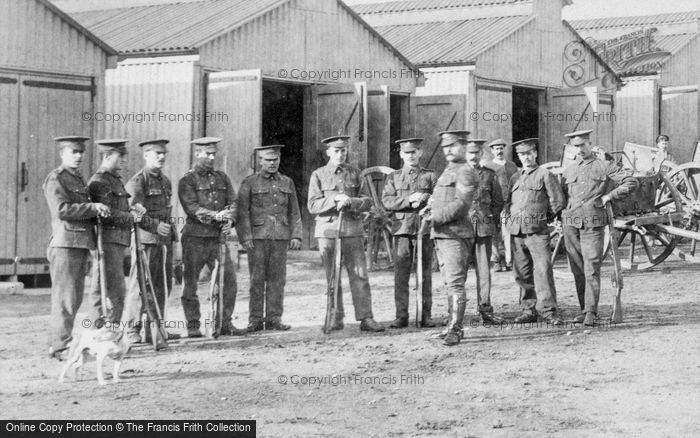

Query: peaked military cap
[395,138,424,152]
[465,139,487,153]
[95,139,128,154]
[438,130,470,147]
[565,129,593,146]
[139,138,169,152]
[488,138,507,148]
[512,138,538,153]
[321,135,351,149]
[54,135,90,151]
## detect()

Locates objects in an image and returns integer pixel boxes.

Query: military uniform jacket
[469,164,504,237]
[485,160,519,201]
[126,167,177,245]
[43,166,99,249]
[178,163,237,238]
[561,157,638,229]
[430,160,479,239]
[236,172,302,242]
[508,165,564,235]
[307,162,372,238]
[88,167,133,246]
[381,165,436,236]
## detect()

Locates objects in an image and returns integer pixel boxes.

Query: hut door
[15,75,94,276]
[302,82,368,248]
[0,73,19,276]
[409,94,466,173]
[476,81,513,162]
[366,85,390,167]
[660,85,698,163]
[206,69,262,188]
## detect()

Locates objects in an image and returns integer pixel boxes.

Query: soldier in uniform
[123,139,180,343]
[419,130,478,346]
[87,139,144,330]
[485,138,518,272]
[508,138,565,325]
[44,136,110,360]
[561,130,638,326]
[307,135,384,332]
[464,139,505,323]
[179,137,243,337]
[381,138,437,328]
[236,145,302,332]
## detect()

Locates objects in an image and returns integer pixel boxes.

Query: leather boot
[443,295,466,346]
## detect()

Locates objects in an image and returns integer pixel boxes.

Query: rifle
[162,245,169,320]
[414,218,430,327]
[96,218,108,322]
[208,220,229,338]
[133,224,168,350]
[323,211,344,334]
[606,203,624,323]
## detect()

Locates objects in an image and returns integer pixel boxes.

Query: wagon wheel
[360,166,395,271]
[606,173,684,270]
[657,162,700,251]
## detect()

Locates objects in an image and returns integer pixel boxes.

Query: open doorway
[261,80,305,201]
[512,86,541,166]
[389,94,408,169]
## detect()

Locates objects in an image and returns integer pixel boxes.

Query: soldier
[465,139,505,324]
[44,136,110,360]
[561,130,638,326]
[179,137,243,337]
[307,135,384,332]
[236,145,302,332]
[651,134,676,173]
[381,138,437,328]
[87,139,144,331]
[123,139,180,343]
[508,138,565,325]
[419,130,479,346]
[485,138,518,272]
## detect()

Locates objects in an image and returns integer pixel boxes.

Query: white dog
[58,328,131,385]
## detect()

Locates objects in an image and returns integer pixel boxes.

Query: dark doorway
[389,94,408,169]
[261,80,305,201]
[512,86,541,166]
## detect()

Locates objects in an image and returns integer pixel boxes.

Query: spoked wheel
[606,173,686,270]
[360,166,395,271]
[657,163,700,253]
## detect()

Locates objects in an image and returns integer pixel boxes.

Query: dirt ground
[1,246,699,437]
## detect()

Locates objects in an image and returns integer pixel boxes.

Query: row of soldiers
[44,125,637,359]
[44,136,304,360]
[380,129,637,345]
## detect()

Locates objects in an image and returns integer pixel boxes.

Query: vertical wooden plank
[0,75,19,275]
[16,75,93,275]
[367,85,390,167]
[205,69,262,189]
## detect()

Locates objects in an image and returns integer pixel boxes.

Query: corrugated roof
[352,0,529,15]
[72,0,287,54]
[373,15,532,66]
[571,11,700,31]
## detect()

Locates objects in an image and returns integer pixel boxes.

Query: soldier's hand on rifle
[156,222,171,237]
[241,240,255,251]
[221,220,232,236]
[419,205,432,221]
[601,194,612,205]
[334,194,351,211]
[289,238,302,250]
[130,203,147,223]
[94,203,111,218]
[408,192,424,204]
